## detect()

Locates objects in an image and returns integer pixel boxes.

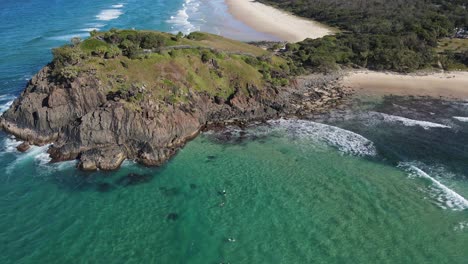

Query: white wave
[96,9,123,21]
[0,100,14,113]
[6,144,51,174]
[375,112,451,130]
[48,33,89,41]
[268,119,377,156]
[79,28,100,32]
[453,116,468,122]
[35,152,52,166]
[0,94,16,113]
[3,137,21,153]
[400,163,468,211]
[112,4,124,8]
[167,0,201,34]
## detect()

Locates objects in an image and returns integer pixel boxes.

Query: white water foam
[3,137,21,153]
[375,112,451,130]
[400,163,468,211]
[6,144,51,174]
[454,221,468,231]
[35,152,52,166]
[96,3,124,21]
[453,116,468,122]
[0,94,16,113]
[268,119,377,157]
[48,33,90,41]
[0,99,14,113]
[167,0,201,34]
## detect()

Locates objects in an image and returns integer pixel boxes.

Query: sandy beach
[343,71,468,99]
[225,0,334,42]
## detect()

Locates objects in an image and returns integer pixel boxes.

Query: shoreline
[225,0,335,42]
[342,70,468,99]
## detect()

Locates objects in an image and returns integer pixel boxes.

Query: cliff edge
[0,30,344,170]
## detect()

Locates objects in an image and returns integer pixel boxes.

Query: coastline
[342,70,468,99]
[225,0,335,42]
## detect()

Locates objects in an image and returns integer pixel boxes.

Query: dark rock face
[16,142,30,152]
[0,66,345,170]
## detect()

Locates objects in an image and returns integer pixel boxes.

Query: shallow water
[1,0,468,263]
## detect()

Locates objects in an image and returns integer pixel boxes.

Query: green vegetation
[50,30,292,109]
[259,0,468,72]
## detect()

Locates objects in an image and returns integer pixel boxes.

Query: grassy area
[437,38,468,53]
[51,29,291,110]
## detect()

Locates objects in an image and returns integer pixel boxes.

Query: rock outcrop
[0,61,345,171]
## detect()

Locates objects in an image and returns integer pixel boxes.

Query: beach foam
[167,0,201,34]
[453,116,468,122]
[374,112,451,129]
[268,119,377,157]
[400,163,468,211]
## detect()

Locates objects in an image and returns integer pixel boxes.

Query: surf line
[410,166,468,210]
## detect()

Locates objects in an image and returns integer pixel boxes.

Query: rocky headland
[0,30,346,170]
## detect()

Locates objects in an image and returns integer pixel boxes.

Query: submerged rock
[116,173,153,186]
[167,213,179,221]
[96,182,114,192]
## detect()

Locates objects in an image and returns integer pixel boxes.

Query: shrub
[140,33,166,49]
[52,46,84,67]
[105,46,122,59]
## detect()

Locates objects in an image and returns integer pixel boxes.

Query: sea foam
[400,163,468,211]
[96,6,123,21]
[0,95,15,113]
[268,119,377,157]
[374,112,451,129]
[167,0,201,34]
[453,116,468,122]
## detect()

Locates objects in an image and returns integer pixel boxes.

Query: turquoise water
[1,1,468,263]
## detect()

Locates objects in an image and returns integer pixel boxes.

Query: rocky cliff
[0,30,345,170]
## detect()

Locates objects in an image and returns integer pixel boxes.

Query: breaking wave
[453,116,468,122]
[268,119,378,157]
[96,3,124,21]
[0,94,15,113]
[204,119,377,156]
[399,162,468,211]
[375,112,451,129]
[48,33,90,41]
[167,0,201,34]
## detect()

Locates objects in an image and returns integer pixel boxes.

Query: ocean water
[0,0,468,263]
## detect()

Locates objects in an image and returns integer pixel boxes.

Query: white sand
[225,0,334,42]
[343,71,468,99]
